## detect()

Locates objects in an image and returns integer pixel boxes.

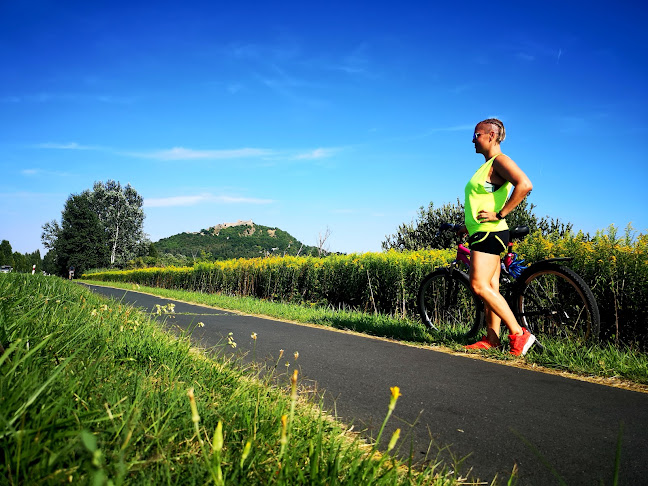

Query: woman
[463,118,535,356]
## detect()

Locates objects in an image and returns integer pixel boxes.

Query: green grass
[1,274,499,485]
[79,279,648,387]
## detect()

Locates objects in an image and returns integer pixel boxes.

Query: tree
[148,242,158,259]
[41,220,61,251]
[41,181,149,274]
[0,240,13,267]
[316,226,331,257]
[382,197,574,251]
[1,240,43,273]
[89,180,149,267]
[55,193,109,276]
[27,250,42,273]
[42,250,57,275]
[382,199,465,251]
[11,252,26,272]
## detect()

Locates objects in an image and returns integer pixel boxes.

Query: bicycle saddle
[510,226,530,240]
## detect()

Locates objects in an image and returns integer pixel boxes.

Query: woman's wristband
[496,211,505,220]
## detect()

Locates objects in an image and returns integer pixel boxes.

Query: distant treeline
[0,240,42,273]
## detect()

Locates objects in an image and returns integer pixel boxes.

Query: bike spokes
[418,269,482,340]
[516,266,599,342]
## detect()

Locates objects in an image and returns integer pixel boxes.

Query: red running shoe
[465,336,501,350]
[509,328,536,356]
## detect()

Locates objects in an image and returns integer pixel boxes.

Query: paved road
[82,284,648,485]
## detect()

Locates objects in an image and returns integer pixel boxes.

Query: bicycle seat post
[504,241,515,269]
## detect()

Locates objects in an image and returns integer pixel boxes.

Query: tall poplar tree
[88,180,148,267]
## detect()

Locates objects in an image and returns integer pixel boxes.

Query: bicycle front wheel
[514,262,600,341]
[418,268,483,339]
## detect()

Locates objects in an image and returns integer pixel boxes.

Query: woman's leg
[483,260,503,345]
[469,250,523,337]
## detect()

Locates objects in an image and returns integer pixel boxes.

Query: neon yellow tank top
[464,154,512,236]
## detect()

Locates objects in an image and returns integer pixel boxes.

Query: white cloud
[20,168,73,177]
[226,42,301,63]
[127,147,274,161]
[216,195,274,204]
[32,141,339,163]
[144,193,274,208]
[449,84,471,94]
[334,42,371,75]
[4,93,136,104]
[516,52,535,62]
[36,142,96,150]
[227,83,244,94]
[295,147,337,160]
[145,195,209,207]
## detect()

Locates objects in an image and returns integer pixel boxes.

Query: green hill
[153,220,321,260]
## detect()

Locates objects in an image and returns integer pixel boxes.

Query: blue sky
[2,1,647,255]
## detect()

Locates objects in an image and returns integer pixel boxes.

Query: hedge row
[85,229,648,347]
[85,250,453,317]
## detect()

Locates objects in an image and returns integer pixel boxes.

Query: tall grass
[1,274,487,484]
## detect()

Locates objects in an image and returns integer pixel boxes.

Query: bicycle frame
[448,227,569,281]
[454,243,471,268]
[449,239,516,277]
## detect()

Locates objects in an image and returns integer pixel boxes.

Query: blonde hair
[479,118,506,144]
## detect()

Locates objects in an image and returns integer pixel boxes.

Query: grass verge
[2,274,496,484]
[79,279,648,388]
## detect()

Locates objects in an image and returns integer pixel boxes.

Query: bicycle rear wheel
[513,262,600,341]
[418,268,483,339]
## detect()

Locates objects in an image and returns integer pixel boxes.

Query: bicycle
[417,223,600,345]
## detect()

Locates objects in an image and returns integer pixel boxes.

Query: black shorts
[468,230,510,255]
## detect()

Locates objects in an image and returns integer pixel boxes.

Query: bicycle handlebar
[438,223,464,234]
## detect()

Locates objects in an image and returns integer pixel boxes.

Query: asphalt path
[81,284,648,485]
